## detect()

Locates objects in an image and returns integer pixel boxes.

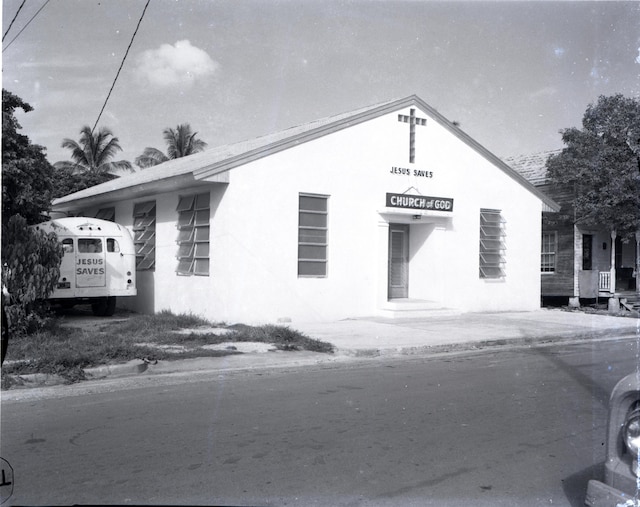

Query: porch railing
[599,271,611,292]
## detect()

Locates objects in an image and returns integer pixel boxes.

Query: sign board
[386,193,454,212]
[76,238,106,288]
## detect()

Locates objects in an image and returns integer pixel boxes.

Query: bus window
[78,238,102,253]
[107,238,120,253]
[61,238,74,253]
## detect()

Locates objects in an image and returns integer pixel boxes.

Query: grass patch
[97,310,211,336]
[1,311,333,387]
[2,323,169,377]
[228,324,334,353]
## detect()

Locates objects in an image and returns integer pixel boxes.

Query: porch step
[620,296,640,312]
[379,299,460,319]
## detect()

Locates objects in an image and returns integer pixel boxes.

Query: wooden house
[508,151,639,307]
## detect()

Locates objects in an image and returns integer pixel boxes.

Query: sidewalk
[293,308,640,357]
[74,308,640,378]
[4,309,639,392]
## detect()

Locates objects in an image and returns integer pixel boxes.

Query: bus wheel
[91,300,106,316]
[92,297,117,317]
[104,297,116,317]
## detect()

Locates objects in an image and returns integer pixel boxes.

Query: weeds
[96,310,210,337]
[229,324,333,353]
[1,311,333,387]
[2,325,167,376]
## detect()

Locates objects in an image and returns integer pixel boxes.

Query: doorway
[615,235,637,291]
[388,224,409,299]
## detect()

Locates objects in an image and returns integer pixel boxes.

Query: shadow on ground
[563,462,603,507]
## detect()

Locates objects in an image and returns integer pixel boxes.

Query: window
[78,238,102,253]
[541,232,557,273]
[61,238,74,253]
[176,193,210,276]
[582,234,593,271]
[95,207,115,221]
[298,194,328,277]
[479,209,506,279]
[107,238,120,253]
[133,201,156,271]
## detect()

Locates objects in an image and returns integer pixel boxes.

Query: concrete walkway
[293,308,640,356]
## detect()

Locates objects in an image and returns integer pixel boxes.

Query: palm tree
[135,123,207,169]
[54,126,133,175]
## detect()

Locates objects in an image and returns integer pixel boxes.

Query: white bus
[34,217,137,316]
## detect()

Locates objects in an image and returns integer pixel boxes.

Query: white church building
[51,95,559,323]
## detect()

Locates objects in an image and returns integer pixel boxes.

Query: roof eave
[194,95,424,179]
[193,94,562,212]
[51,173,199,212]
[52,94,560,213]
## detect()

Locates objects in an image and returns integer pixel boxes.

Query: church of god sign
[386,193,454,211]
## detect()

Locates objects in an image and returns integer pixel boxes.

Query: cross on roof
[397,108,427,163]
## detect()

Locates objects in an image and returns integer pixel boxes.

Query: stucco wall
[195,106,542,321]
[75,105,544,322]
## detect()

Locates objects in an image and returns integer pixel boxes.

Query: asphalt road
[1,336,639,506]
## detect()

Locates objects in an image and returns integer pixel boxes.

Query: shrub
[2,215,63,334]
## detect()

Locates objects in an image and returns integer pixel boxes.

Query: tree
[1,90,63,335]
[51,166,117,199]
[135,123,207,168]
[547,94,640,239]
[2,89,55,226]
[54,125,132,175]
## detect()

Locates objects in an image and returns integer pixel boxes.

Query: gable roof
[504,150,561,187]
[52,95,560,212]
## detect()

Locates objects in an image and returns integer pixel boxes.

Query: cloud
[636,47,640,65]
[134,40,218,88]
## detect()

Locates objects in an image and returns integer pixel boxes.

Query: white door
[76,238,106,288]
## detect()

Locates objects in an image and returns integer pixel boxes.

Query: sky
[2,0,640,168]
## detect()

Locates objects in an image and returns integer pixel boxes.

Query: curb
[2,359,153,389]
[3,327,638,390]
[333,327,640,358]
[85,359,151,378]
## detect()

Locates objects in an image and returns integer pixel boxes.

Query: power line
[3,0,28,42]
[92,0,151,134]
[2,0,51,52]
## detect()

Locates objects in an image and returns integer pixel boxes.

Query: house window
[479,209,506,279]
[133,201,156,271]
[95,207,115,221]
[582,234,593,270]
[298,193,328,277]
[541,232,557,273]
[176,192,210,276]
